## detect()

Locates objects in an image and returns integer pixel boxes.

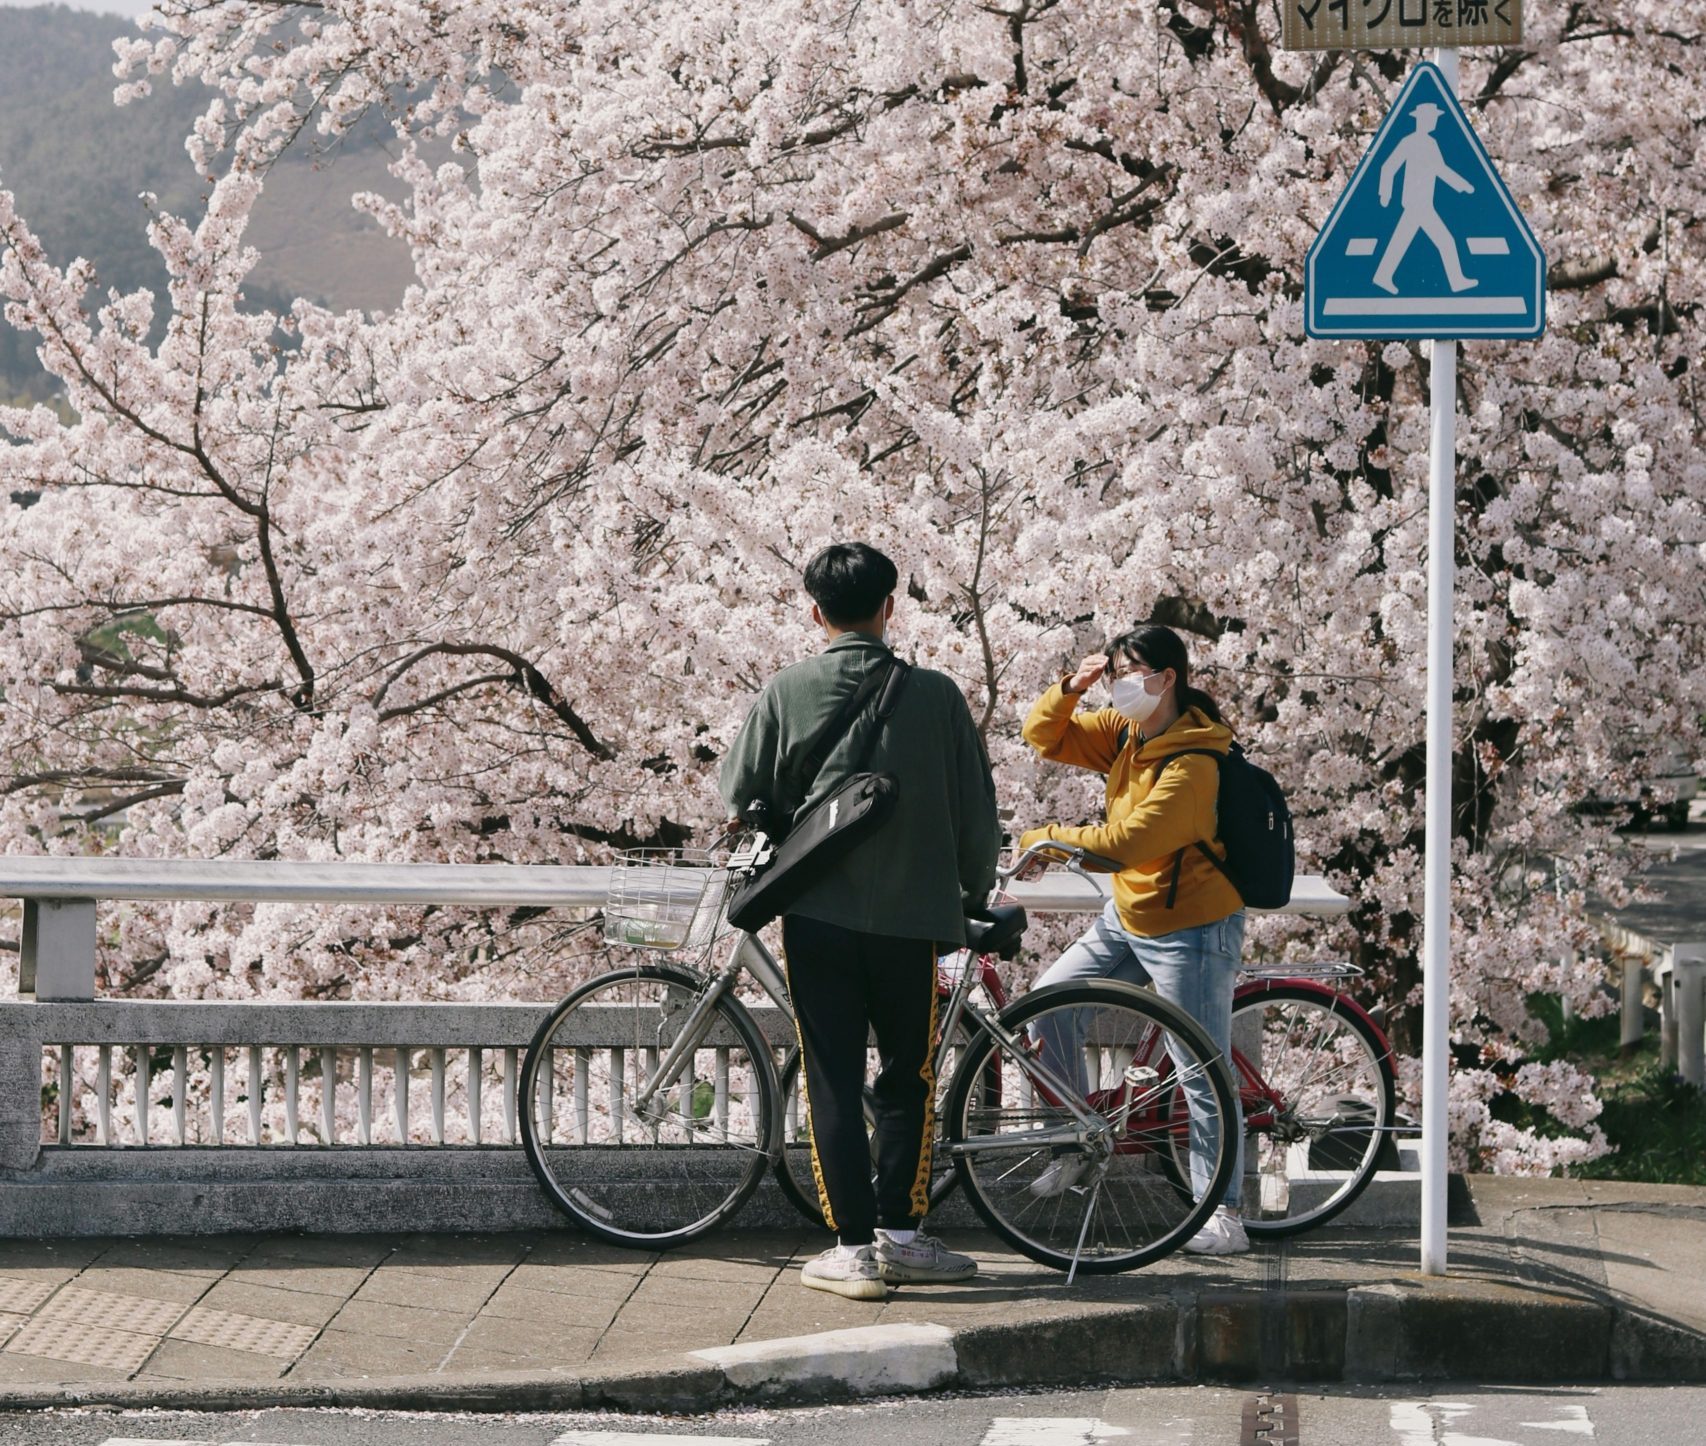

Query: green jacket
[719,633,1001,945]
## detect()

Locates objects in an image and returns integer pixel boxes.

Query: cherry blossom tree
[3,0,1702,1167]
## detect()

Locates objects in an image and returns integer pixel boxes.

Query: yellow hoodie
[1020,682,1242,937]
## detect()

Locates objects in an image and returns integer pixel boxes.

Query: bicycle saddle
[964,903,1027,960]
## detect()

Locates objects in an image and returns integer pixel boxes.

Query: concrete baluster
[321,1047,337,1144]
[1660,959,1678,1070]
[97,1046,111,1146]
[209,1049,224,1146]
[58,1044,73,1145]
[1675,943,1706,1088]
[468,1047,483,1146]
[358,1047,373,1145]
[248,1046,263,1144]
[1621,954,1645,1049]
[284,1046,299,1146]
[394,1047,410,1144]
[172,1046,187,1146]
[135,1045,150,1147]
[503,1047,518,1144]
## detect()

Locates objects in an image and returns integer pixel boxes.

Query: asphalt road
[4,1384,1705,1446]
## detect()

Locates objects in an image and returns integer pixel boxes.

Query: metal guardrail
[0,858,1355,1175]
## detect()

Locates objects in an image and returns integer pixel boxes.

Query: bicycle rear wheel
[1177,983,1397,1237]
[519,962,779,1248]
[944,980,1237,1274]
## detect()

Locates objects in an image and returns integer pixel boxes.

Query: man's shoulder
[900,663,972,706]
[763,650,840,694]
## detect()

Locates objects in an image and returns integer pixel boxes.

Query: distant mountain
[0,4,413,403]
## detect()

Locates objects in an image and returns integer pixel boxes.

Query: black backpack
[1129,736,1295,910]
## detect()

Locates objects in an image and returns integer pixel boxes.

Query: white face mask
[1110,671,1166,724]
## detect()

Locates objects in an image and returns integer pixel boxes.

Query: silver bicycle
[518,840,1243,1277]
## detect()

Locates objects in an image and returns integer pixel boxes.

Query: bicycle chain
[1240,1391,1300,1446]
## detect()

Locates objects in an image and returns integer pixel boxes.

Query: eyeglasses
[1104,660,1164,683]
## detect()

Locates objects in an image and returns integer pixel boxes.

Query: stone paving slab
[0,1177,1695,1407]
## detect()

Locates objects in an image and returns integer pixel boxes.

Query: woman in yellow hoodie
[1018,624,1248,1256]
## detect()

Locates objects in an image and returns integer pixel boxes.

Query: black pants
[781,915,939,1246]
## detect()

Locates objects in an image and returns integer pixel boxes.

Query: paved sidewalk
[0,1177,1700,1411]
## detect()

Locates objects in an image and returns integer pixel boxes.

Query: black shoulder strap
[853,659,911,771]
[799,658,897,788]
[1151,748,1235,906]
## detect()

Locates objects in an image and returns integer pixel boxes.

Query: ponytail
[1104,624,1226,726]
[1178,682,1224,725]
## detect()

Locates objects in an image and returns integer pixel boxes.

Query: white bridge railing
[0,856,1351,1235]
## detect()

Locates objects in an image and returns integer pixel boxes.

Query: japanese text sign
[1281,0,1521,52]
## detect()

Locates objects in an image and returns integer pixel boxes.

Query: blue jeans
[1033,898,1246,1209]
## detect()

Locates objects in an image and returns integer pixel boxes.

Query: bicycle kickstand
[1066,1176,1105,1288]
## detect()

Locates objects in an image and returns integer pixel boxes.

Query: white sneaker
[874,1230,977,1284]
[1029,1154,1089,1198]
[1184,1207,1250,1256]
[800,1244,887,1300]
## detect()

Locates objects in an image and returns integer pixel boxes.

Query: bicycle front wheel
[944,980,1238,1274]
[1216,983,1398,1237]
[519,963,780,1248]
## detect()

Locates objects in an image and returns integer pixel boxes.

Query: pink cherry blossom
[4,1,1702,1167]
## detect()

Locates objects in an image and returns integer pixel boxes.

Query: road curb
[0,1285,1699,1414]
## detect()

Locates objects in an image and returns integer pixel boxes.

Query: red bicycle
[776,846,1398,1240]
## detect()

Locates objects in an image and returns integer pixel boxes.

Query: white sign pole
[1420,46,1459,1280]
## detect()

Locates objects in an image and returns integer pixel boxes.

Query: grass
[1515,995,1706,1186]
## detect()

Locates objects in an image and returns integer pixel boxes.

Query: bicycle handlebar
[722,824,1121,887]
[996,839,1123,884]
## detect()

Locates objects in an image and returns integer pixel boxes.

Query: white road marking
[1520,1405,1595,1435]
[552,1434,770,1446]
[1346,238,1379,257]
[1390,1400,1517,1445]
[1466,236,1511,255]
[1391,1398,1597,1444]
[981,1419,1130,1445]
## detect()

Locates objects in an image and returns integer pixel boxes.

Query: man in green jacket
[721,542,1001,1300]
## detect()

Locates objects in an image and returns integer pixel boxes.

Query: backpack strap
[1150,748,1234,906]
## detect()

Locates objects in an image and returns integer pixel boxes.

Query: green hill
[0,4,412,403]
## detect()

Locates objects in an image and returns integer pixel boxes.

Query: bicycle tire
[1172,983,1398,1237]
[519,962,780,1249]
[771,1024,977,1228]
[944,979,1238,1274]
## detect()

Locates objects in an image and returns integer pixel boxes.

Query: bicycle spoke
[520,964,775,1246]
[946,982,1236,1274]
[1230,987,1397,1237]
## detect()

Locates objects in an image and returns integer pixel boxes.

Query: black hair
[803,542,899,627]
[1104,623,1226,726]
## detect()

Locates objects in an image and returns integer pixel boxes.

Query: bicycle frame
[1228,971,1400,1140]
[626,911,1120,1161]
[619,932,791,1133]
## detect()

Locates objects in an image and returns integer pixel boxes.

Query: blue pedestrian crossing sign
[1306,63,1545,341]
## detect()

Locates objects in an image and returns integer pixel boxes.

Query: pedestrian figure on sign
[1372,102,1477,296]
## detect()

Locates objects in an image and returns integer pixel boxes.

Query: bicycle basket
[603,849,730,951]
